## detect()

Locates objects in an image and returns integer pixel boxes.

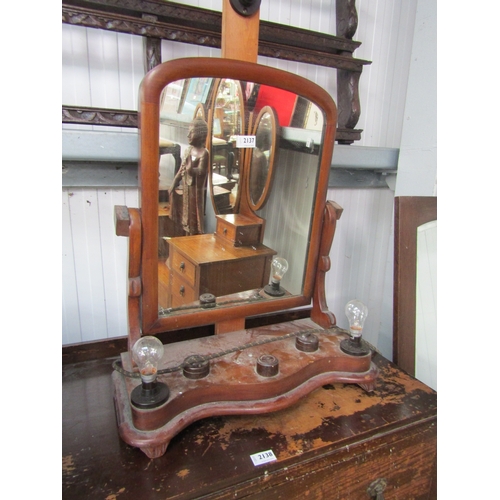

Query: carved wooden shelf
[62,0,370,143]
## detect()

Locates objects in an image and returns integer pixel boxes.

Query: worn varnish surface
[63,352,436,499]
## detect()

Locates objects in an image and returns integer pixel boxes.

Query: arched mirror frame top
[139,57,338,335]
[247,105,279,212]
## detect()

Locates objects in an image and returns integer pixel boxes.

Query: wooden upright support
[221,0,260,63]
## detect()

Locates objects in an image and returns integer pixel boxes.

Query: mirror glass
[139,58,336,334]
[157,76,326,318]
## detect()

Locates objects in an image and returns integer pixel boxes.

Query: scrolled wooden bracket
[311,201,344,328]
[336,0,363,144]
[115,205,143,352]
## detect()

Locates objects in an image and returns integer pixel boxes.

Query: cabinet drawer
[215,214,262,247]
[210,419,437,500]
[170,272,197,308]
[170,250,196,287]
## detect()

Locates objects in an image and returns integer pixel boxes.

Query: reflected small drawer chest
[161,233,276,308]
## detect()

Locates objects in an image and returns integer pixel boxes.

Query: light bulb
[263,257,288,296]
[130,336,170,409]
[345,300,368,339]
[340,299,371,357]
[132,336,164,383]
[270,257,288,285]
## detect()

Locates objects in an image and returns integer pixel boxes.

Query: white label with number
[250,449,277,466]
[235,135,256,148]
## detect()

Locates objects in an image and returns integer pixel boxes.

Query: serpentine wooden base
[112,319,378,458]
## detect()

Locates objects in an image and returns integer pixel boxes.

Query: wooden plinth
[112,319,378,459]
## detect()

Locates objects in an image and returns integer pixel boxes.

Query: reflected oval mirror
[140,58,336,335]
[209,78,244,215]
[248,105,279,211]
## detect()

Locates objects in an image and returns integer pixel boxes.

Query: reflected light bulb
[271,257,288,285]
[340,299,371,357]
[131,336,170,409]
[264,257,288,297]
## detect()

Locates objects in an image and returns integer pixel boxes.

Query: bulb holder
[256,354,279,377]
[295,332,319,352]
[199,293,216,308]
[263,280,285,297]
[183,355,210,379]
[340,335,371,357]
[131,379,170,409]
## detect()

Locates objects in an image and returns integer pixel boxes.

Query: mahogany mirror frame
[139,57,337,336]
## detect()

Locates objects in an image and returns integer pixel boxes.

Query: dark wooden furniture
[63,344,437,499]
[162,233,276,308]
[393,196,437,377]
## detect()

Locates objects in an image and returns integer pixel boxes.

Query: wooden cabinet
[63,342,437,499]
[161,233,276,308]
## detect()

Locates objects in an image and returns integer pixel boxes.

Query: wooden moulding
[113,318,378,459]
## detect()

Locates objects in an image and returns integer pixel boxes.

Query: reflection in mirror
[155,74,328,321]
[158,79,213,251]
[169,117,209,236]
[210,79,244,215]
[249,106,278,211]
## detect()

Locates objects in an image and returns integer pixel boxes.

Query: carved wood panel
[62,0,370,144]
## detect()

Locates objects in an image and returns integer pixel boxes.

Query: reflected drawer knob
[179,262,185,271]
[367,478,387,500]
[179,285,185,296]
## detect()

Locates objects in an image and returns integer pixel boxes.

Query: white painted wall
[62,1,428,351]
[378,0,437,366]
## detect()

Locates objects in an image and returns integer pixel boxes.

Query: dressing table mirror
[113,57,379,459]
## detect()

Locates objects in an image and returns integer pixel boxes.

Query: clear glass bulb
[270,257,288,285]
[132,336,164,384]
[345,300,368,339]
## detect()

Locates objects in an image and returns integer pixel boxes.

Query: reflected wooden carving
[169,118,210,236]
